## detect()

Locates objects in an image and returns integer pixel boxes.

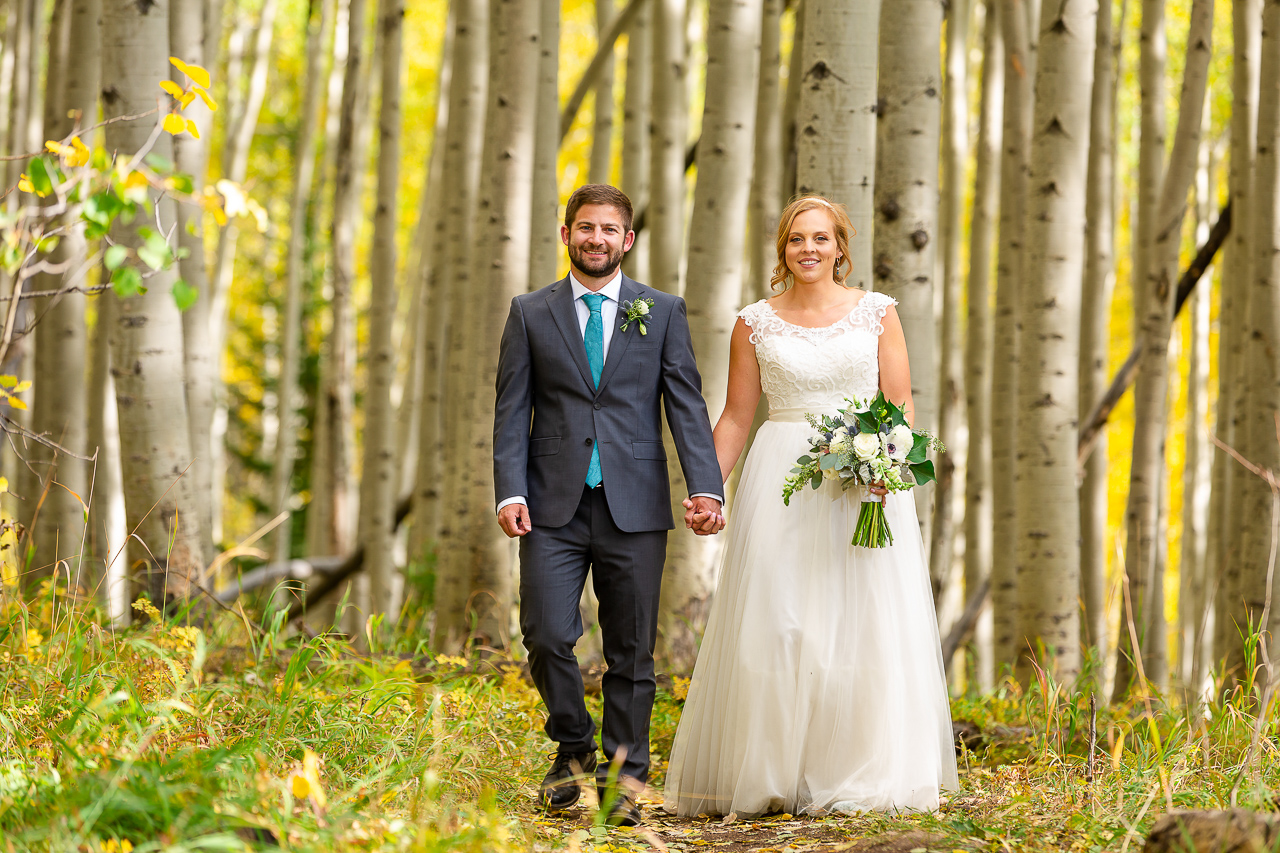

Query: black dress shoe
[539,751,597,812]
[598,784,642,827]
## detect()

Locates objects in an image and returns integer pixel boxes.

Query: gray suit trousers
[519,483,667,786]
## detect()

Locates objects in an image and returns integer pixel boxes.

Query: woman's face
[784,208,841,285]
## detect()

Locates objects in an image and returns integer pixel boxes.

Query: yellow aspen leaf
[1111,728,1126,771]
[179,90,196,109]
[123,171,150,191]
[193,86,218,111]
[67,138,90,167]
[6,397,27,411]
[290,773,310,799]
[302,749,327,807]
[158,79,185,99]
[162,113,186,135]
[45,140,74,157]
[17,175,34,193]
[0,477,9,494]
[169,57,211,88]
[185,119,200,139]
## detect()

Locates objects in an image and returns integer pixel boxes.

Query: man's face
[561,204,635,280]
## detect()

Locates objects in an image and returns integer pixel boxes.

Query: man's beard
[569,243,624,279]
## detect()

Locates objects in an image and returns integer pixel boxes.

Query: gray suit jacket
[493,275,723,532]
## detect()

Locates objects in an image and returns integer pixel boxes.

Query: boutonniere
[619,298,655,335]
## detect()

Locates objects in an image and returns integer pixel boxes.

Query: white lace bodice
[739,292,897,417]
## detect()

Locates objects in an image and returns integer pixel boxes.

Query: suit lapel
[547,278,596,391]
[596,276,640,392]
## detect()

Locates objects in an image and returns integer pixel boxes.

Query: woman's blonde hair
[770,195,857,291]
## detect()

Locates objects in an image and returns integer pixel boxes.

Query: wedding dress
[663,292,959,818]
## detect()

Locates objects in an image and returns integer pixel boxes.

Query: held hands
[869,480,889,501]
[498,503,532,538]
[682,496,726,535]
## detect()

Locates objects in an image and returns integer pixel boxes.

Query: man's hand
[682,496,726,535]
[498,503,532,538]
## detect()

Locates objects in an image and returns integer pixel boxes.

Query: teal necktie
[583,293,606,488]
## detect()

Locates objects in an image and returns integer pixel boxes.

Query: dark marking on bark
[135,0,156,13]
[925,87,937,98]
[880,198,900,222]
[1046,116,1067,136]
[803,60,845,85]
[875,255,893,280]
[119,314,147,328]
[874,96,886,118]
[102,85,120,107]
[911,229,929,250]
[1040,181,1061,197]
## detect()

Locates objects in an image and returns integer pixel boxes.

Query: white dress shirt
[497,269,723,513]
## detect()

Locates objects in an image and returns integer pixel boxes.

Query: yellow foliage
[185,119,201,140]
[159,79,185,99]
[192,86,217,111]
[162,112,187,136]
[101,840,134,853]
[169,56,211,89]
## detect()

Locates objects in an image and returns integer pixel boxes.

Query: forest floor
[2,584,1279,852]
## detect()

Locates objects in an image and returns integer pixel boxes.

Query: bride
[665,195,958,818]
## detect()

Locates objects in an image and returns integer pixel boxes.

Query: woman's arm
[712,318,763,482]
[878,304,914,426]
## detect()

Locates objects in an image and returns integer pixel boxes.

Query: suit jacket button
[585,438,593,446]
[593,403,602,410]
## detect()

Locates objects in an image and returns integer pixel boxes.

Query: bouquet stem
[852,498,894,548]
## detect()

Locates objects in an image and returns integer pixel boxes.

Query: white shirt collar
[569,269,624,303]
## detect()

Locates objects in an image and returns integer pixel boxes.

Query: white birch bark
[102,0,205,602]
[426,0,486,628]
[746,0,782,304]
[1079,0,1120,658]
[780,1,802,203]
[1117,0,1213,696]
[964,0,1002,692]
[528,0,560,288]
[358,0,403,621]
[1215,0,1262,680]
[591,0,616,184]
[171,0,217,566]
[620,0,650,283]
[1244,0,1280,671]
[794,0,880,289]
[1013,0,1098,681]
[649,0,688,294]
[1179,106,1215,696]
[874,0,941,557]
[436,0,539,650]
[88,298,127,622]
[271,0,334,564]
[28,0,95,587]
[990,0,1034,670]
[659,0,761,671]
[930,0,972,634]
[0,2,16,164]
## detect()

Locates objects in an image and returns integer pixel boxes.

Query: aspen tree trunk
[5,0,34,193]
[423,0,486,612]
[1243,0,1280,672]
[1012,0,1098,682]
[101,0,206,603]
[88,298,127,622]
[873,0,941,557]
[1116,0,1213,697]
[309,0,367,565]
[271,0,334,564]
[659,0,761,671]
[620,0,650,283]
[435,0,539,651]
[649,0,687,294]
[964,0,1002,693]
[171,0,217,567]
[28,0,95,586]
[1214,0,1262,681]
[794,0,880,289]
[1180,108,1215,697]
[780,1,803,204]
[591,0,616,184]
[930,0,972,632]
[990,0,1035,671]
[399,6,452,556]
[0,2,16,164]
[529,0,560,288]
[357,0,403,622]
[1079,0,1120,659]
[746,0,782,303]
[205,0,277,548]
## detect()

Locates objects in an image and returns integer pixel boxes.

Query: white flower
[634,300,650,316]
[822,466,839,481]
[852,432,881,461]
[884,424,914,462]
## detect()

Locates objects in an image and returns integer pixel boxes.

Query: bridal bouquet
[781,391,943,548]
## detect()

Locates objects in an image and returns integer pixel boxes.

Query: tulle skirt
[663,413,959,818]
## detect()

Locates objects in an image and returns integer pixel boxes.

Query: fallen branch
[1077,201,1231,466]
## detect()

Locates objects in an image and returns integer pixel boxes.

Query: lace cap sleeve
[854,291,898,336]
[738,300,783,345]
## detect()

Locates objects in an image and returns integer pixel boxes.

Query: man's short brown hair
[564,184,634,233]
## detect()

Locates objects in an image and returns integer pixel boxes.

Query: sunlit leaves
[162,113,186,136]
[0,375,32,412]
[159,79,185,100]
[172,279,198,312]
[104,244,128,271]
[111,266,144,298]
[169,56,211,89]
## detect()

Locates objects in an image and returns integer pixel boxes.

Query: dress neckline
[762,292,869,331]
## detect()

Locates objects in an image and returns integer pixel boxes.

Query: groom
[493,184,725,825]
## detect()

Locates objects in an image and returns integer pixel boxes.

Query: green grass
[4,579,1280,852]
